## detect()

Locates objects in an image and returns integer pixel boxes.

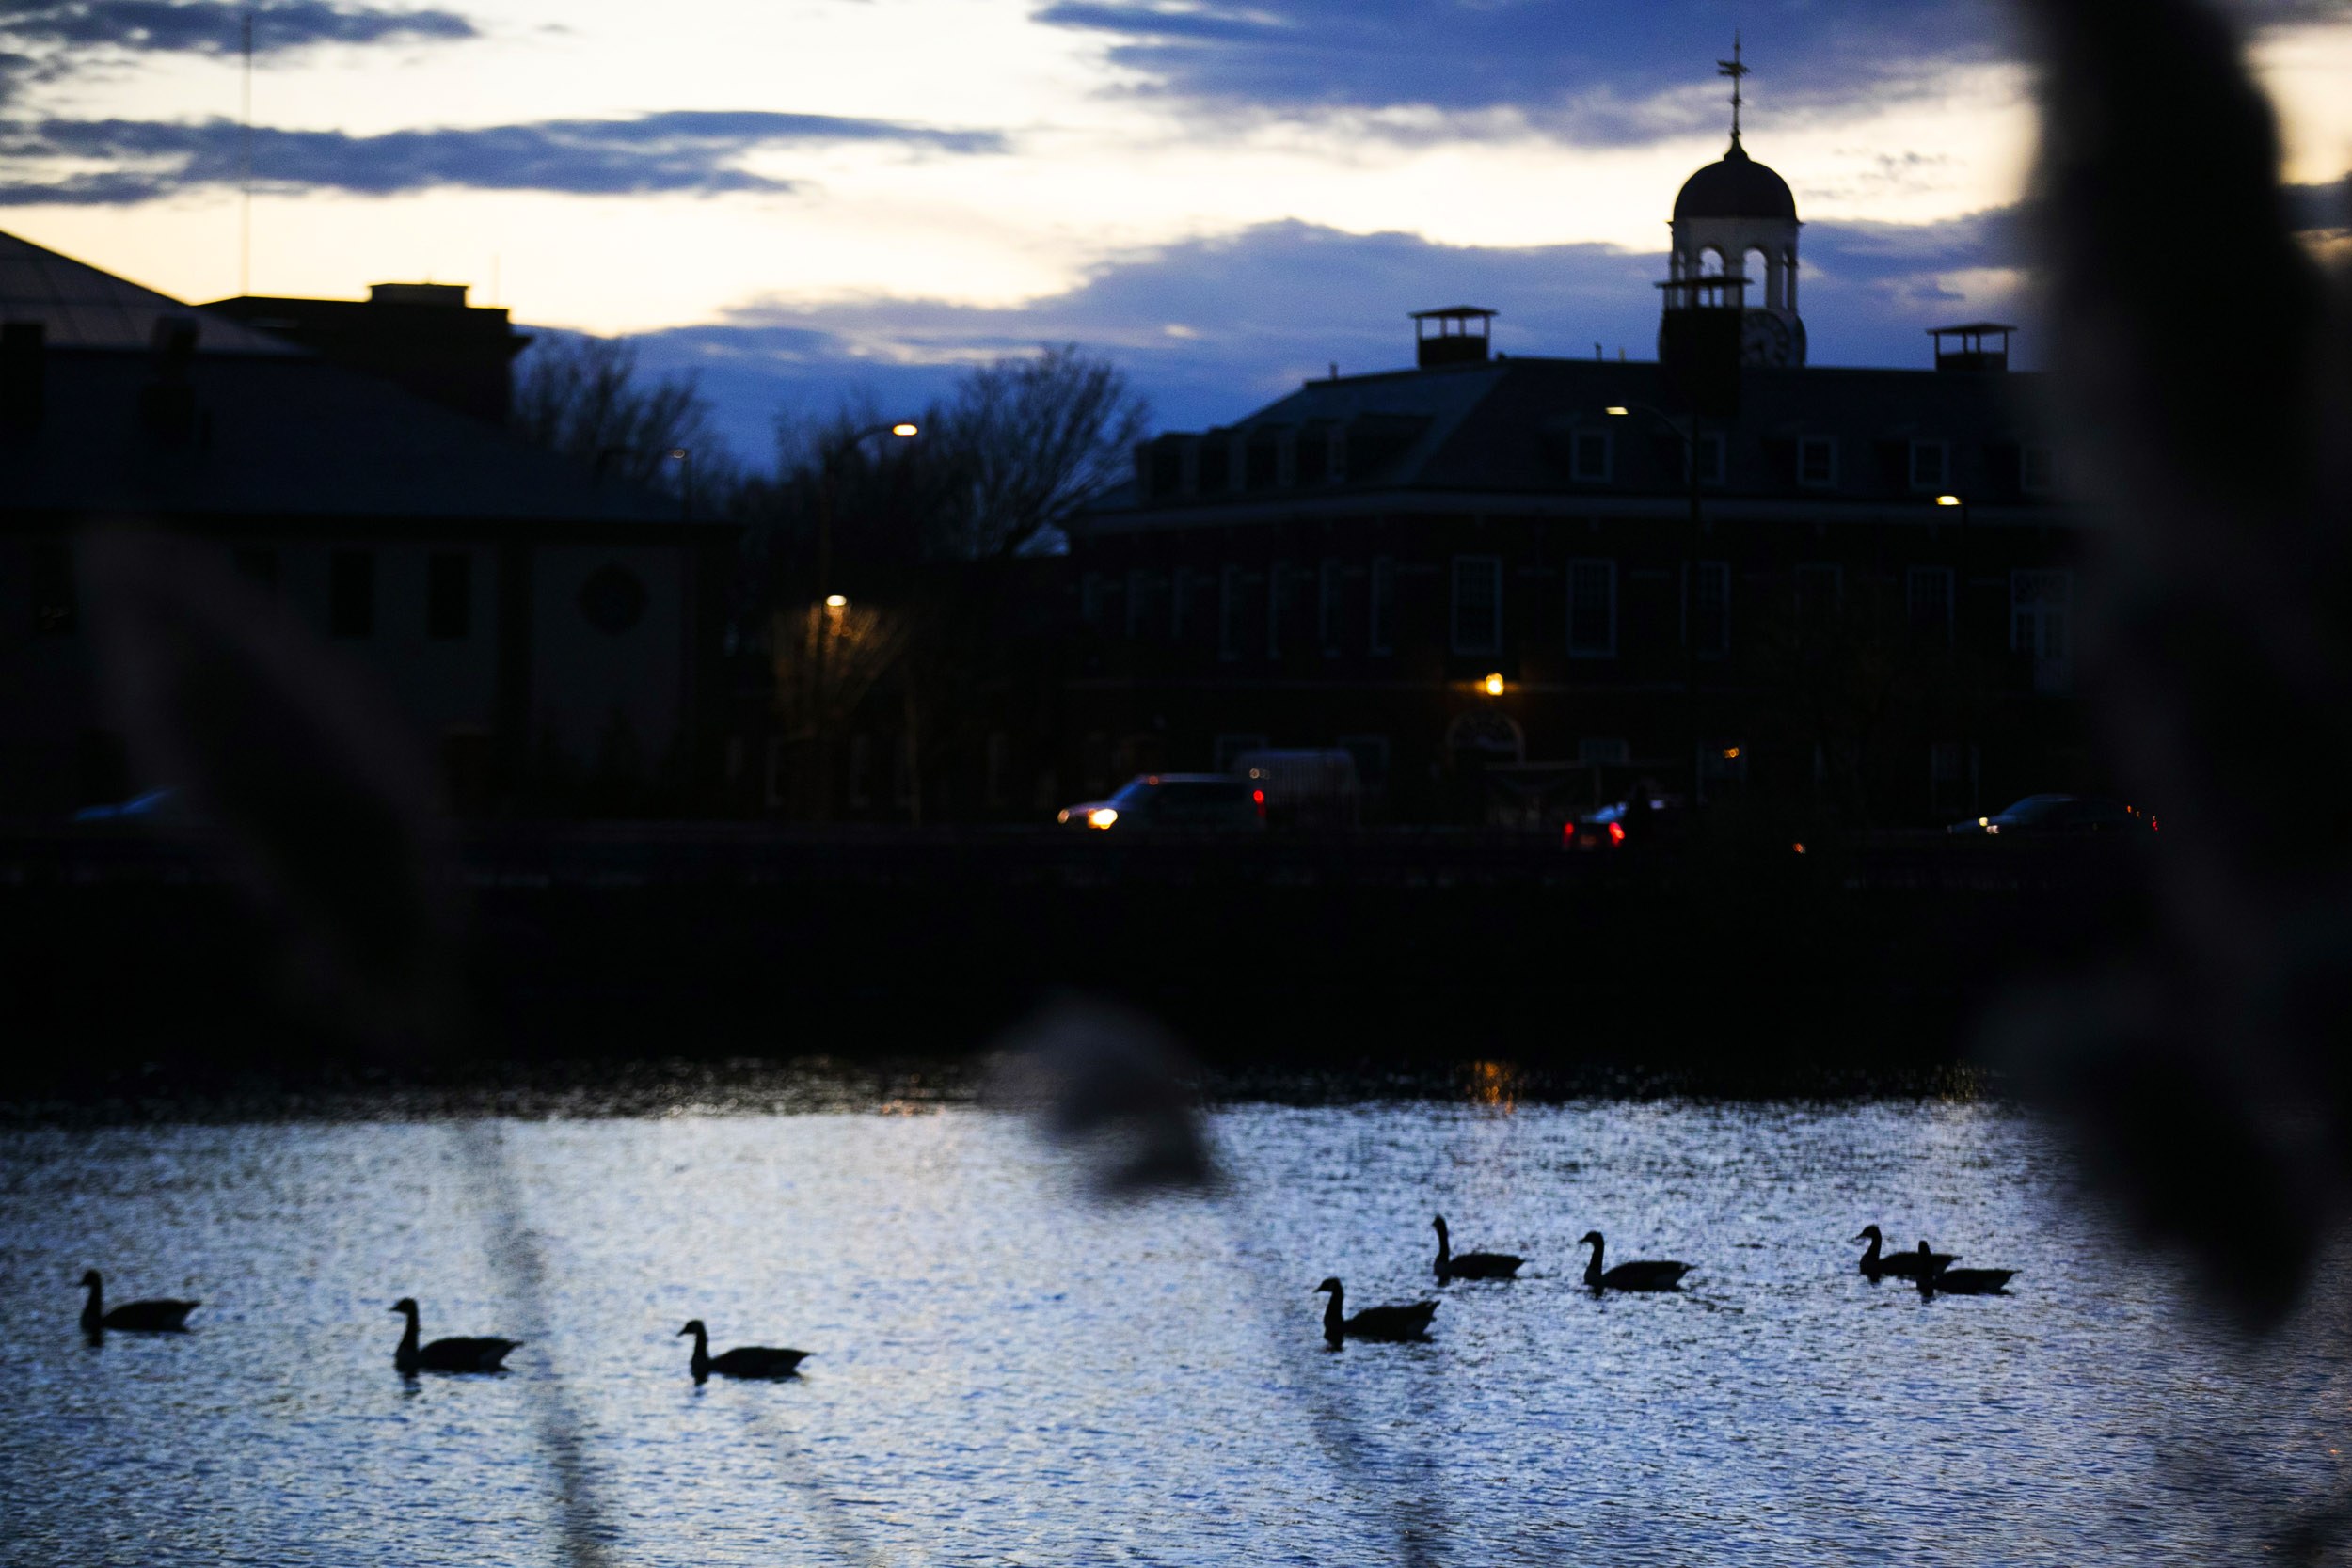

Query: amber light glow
[1088,808,1118,829]
[825,594,848,608]
[1484,673,1505,696]
[891,423,919,437]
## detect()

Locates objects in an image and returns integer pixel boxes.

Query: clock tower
[1660,38,1805,369]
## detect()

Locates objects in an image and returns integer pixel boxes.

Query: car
[1563,793,1683,849]
[1947,794,2155,836]
[1057,773,1266,832]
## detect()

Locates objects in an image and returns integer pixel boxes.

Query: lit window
[1566,559,1616,657]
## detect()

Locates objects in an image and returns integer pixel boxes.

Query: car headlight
[1089,808,1119,830]
[1057,809,1071,824]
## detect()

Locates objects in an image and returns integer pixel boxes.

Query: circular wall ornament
[580,562,648,634]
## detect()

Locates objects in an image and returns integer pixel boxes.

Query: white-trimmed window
[1572,431,1613,483]
[1566,559,1616,657]
[1217,564,1244,660]
[1691,561,1730,657]
[1910,438,1950,490]
[1799,436,1837,488]
[1907,565,1954,644]
[1451,555,1502,655]
[2012,569,2074,692]
[2022,445,2058,495]
[1369,557,1395,655]
[1318,558,1343,653]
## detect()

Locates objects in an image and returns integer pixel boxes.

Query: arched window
[1744,246,1772,309]
[1700,246,1726,277]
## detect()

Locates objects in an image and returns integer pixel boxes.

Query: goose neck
[1860,1232,1882,1267]
[1583,1238,1605,1285]
[1322,1288,1344,1338]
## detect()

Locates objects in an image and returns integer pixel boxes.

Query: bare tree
[923,344,1151,560]
[512,333,715,493]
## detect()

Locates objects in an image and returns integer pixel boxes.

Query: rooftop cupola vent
[1929,321,2015,372]
[1411,306,1495,369]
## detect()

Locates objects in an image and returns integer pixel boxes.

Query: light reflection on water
[3,1098,2348,1565]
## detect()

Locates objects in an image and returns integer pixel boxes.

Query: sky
[3,0,2350,460]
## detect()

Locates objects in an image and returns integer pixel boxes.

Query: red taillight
[1563,822,1576,843]
[1252,788,1265,817]
[1608,821,1626,844]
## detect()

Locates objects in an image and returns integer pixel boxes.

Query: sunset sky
[5,0,2349,457]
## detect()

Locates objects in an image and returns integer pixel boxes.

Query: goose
[389,1298,519,1373]
[1432,1215,1523,1283]
[677,1320,810,1383]
[78,1270,198,1333]
[1579,1232,1690,1292]
[1854,1226,1954,1279]
[1918,1249,2016,1298]
[1314,1278,1437,1344]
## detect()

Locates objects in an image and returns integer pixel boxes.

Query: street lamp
[808,421,918,820]
[1607,400,1709,802]
[668,446,693,522]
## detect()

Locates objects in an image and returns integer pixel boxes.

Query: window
[1218,564,1244,660]
[1579,736,1630,766]
[1268,561,1287,657]
[1691,561,1730,657]
[1796,563,1842,625]
[1907,565,1954,644]
[1318,559,1343,653]
[32,540,73,635]
[1451,556,1502,655]
[1080,572,1107,629]
[1566,559,1616,657]
[428,551,470,639]
[329,548,373,638]
[2012,569,2074,693]
[1910,439,1950,490]
[1688,432,1726,485]
[1369,556,1395,655]
[1799,436,1837,488]
[1572,431,1613,483]
[233,546,278,590]
[2023,445,2058,495]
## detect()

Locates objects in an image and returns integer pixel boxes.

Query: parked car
[1563,793,1683,849]
[1057,774,1265,832]
[1232,749,1361,829]
[1947,794,2155,836]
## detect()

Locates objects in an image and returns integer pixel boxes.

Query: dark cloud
[0,110,1006,202]
[1034,0,2352,142]
[618,213,2034,461]
[0,0,474,55]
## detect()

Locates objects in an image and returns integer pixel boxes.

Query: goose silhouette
[1854,1226,1954,1279]
[1917,1246,2016,1299]
[79,1270,197,1333]
[677,1320,810,1383]
[1314,1277,1437,1344]
[1432,1215,1522,1283]
[1579,1232,1690,1292]
[389,1298,519,1373]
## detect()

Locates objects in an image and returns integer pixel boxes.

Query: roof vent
[370,282,469,308]
[1411,306,1495,369]
[1930,321,2014,372]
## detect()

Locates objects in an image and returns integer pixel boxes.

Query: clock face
[1740,310,1794,367]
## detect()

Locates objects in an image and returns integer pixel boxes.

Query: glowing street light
[1484,673,1506,696]
[1604,405,1631,417]
[825,594,848,609]
[890,422,918,437]
[1936,494,1963,507]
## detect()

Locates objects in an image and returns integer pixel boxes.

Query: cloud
[1033,0,2352,143]
[0,0,473,55]
[614,212,2040,461]
[0,109,1007,202]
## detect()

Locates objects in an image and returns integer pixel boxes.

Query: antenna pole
[1717,34,1750,143]
[239,8,253,294]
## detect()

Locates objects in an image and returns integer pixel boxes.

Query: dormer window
[1572,431,1613,483]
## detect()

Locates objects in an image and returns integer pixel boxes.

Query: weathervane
[1718,33,1750,145]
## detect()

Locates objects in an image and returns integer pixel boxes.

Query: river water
[3,1093,2348,1565]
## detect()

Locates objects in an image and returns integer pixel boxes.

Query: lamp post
[807,421,918,819]
[1607,401,1708,805]
[669,447,692,522]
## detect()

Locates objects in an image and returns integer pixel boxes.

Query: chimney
[1411,306,1496,369]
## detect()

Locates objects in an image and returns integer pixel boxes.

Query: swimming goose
[1432,1215,1523,1283]
[677,1320,810,1383]
[78,1270,198,1333]
[389,1298,519,1373]
[1579,1232,1691,1292]
[1314,1278,1438,1344]
[1854,1226,1954,1279]
[1918,1248,2016,1298]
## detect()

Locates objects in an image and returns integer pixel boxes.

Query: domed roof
[1674,137,1796,222]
